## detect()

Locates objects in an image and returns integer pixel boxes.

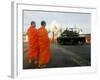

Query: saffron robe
[38,26,51,65]
[27,26,38,61]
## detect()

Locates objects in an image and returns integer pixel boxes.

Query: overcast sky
[23,10,91,34]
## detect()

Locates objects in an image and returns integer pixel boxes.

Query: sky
[23,10,91,34]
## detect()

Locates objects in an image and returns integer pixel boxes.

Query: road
[23,43,91,69]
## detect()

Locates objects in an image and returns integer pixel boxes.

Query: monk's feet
[34,60,38,64]
[29,60,32,63]
[38,64,47,68]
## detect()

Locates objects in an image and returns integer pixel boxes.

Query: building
[80,34,91,44]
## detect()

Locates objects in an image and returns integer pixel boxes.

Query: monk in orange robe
[27,21,38,64]
[38,21,51,68]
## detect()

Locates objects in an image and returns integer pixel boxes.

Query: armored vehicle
[57,28,85,45]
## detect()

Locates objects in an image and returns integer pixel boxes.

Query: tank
[57,28,85,45]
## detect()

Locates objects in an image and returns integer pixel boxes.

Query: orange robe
[38,26,51,65]
[27,26,38,61]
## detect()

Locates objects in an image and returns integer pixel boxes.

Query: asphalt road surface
[23,43,91,69]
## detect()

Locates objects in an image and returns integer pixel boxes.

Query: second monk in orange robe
[27,21,38,64]
[38,21,51,68]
